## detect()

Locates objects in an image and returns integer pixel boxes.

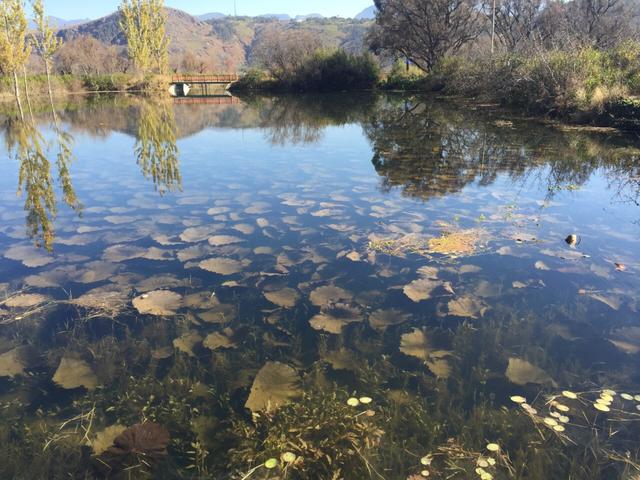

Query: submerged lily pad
[505,357,552,386]
[203,330,237,350]
[208,235,244,247]
[92,425,127,455]
[400,329,453,379]
[133,291,182,316]
[0,347,31,377]
[4,245,54,268]
[403,278,451,303]
[309,302,364,334]
[173,332,203,357]
[53,357,98,390]
[264,288,301,308]
[245,361,301,413]
[309,285,353,306]
[448,296,489,319]
[198,258,243,275]
[368,309,410,330]
[4,293,50,309]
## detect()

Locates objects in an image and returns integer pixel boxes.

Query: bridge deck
[171,74,241,84]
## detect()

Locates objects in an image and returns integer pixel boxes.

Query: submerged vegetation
[0,94,640,478]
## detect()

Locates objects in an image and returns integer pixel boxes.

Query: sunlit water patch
[0,94,639,479]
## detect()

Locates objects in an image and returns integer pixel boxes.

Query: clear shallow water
[1,94,640,479]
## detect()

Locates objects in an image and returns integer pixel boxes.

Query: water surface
[1,93,640,479]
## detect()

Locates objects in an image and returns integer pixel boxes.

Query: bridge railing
[171,74,242,83]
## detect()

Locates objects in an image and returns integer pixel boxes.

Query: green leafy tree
[30,0,61,113]
[0,0,31,119]
[119,0,168,74]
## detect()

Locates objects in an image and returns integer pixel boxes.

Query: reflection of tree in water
[251,93,379,146]
[364,96,640,202]
[135,101,182,195]
[5,117,81,251]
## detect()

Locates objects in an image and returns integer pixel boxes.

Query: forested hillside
[53,8,372,74]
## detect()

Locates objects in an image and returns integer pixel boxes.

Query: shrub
[288,50,380,92]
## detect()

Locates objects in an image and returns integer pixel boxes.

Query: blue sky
[38,0,373,20]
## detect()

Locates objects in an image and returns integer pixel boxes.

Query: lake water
[1,93,640,479]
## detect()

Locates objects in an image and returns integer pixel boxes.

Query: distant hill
[196,12,226,21]
[295,14,324,21]
[56,8,373,72]
[29,16,90,31]
[355,6,377,20]
[258,14,291,21]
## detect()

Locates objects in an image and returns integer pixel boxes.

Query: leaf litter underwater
[0,94,640,478]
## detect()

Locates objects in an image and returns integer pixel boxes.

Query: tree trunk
[22,67,34,121]
[44,59,59,125]
[12,71,24,120]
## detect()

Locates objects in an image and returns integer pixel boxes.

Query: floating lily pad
[198,258,243,275]
[245,362,301,413]
[53,357,98,390]
[133,291,182,316]
[264,288,301,308]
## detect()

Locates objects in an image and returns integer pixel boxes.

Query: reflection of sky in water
[1,96,640,479]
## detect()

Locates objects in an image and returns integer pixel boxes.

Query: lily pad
[264,288,301,308]
[133,291,182,316]
[369,309,410,331]
[53,357,98,390]
[0,347,30,377]
[400,328,452,378]
[203,329,237,350]
[198,258,243,275]
[245,362,301,413]
[173,332,203,357]
[309,302,364,334]
[208,235,244,247]
[448,296,489,319]
[505,357,552,386]
[4,293,50,309]
[403,278,450,303]
[309,285,353,306]
[92,425,127,455]
[4,245,54,268]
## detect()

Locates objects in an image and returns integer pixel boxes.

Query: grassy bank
[381,43,640,130]
[0,74,171,102]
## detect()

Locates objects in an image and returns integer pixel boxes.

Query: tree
[0,0,31,119]
[119,0,168,74]
[252,27,323,80]
[567,0,636,49]
[30,0,60,112]
[369,0,483,72]
[54,36,125,75]
[482,0,544,51]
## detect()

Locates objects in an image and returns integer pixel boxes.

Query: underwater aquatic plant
[95,422,170,476]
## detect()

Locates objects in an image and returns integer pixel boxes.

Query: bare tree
[482,0,544,51]
[369,0,483,71]
[54,36,127,75]
[252,26,323,80]
[567,0,635,48]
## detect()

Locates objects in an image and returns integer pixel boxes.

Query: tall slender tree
[31,0,60,114]
[119,0,168,74]
[0,0,31,119]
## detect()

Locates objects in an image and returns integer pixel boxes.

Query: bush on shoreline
[380,42,640,126]
[234,50,380,93]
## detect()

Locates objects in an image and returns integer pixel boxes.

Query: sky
[38,0,374,20]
